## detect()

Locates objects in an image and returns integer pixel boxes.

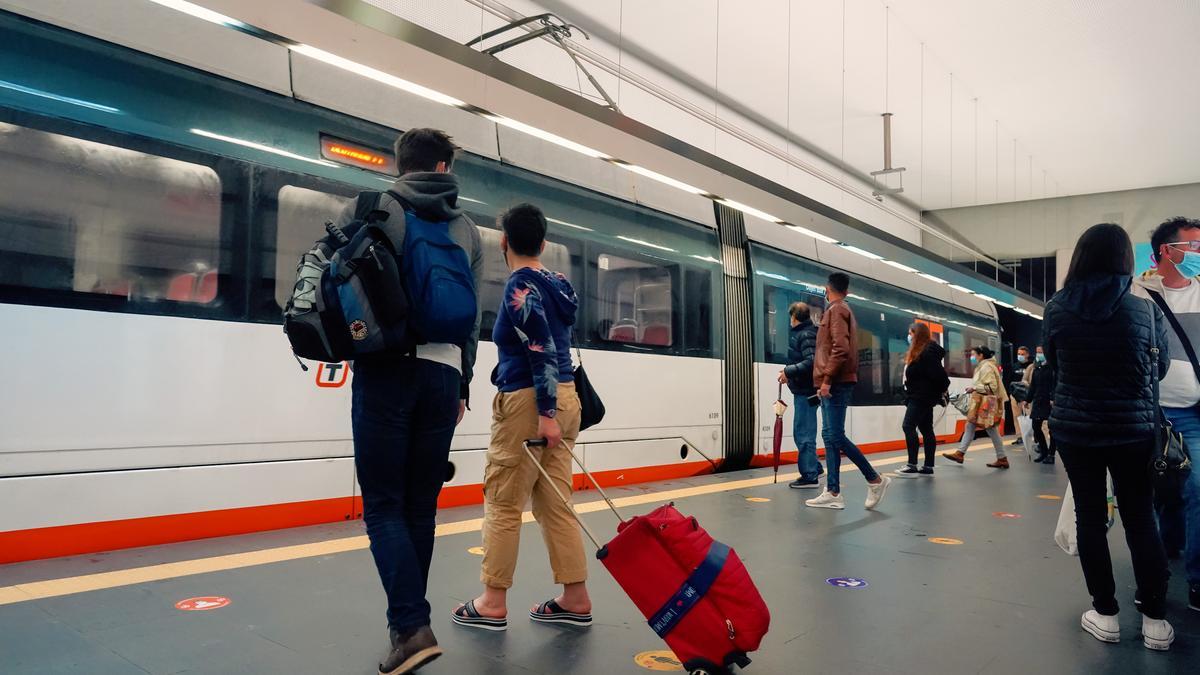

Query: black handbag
[1144,296,1193,499]
[572,330,605,431]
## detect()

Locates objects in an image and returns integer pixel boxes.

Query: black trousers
[1032,415,1053,456]
[1058,440,1169,619]
[901,399,937,467]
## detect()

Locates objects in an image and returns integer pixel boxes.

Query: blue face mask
[970,355,978,365]
[1036,353,1046,364]
[1017,354,1027,364]
[1175,251,1200,278]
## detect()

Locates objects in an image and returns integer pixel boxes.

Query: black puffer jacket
[904,342,950,404]
[1025,362,1055,420]
[783,319,818,395]
[1043,274,1169,447]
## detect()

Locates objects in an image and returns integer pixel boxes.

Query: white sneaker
[864,475,892,510]
[1142,616,1174,651]
[805,490,845,510]
[1081,610,1120,643]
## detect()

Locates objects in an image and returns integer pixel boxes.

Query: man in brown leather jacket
[805,272,892,511]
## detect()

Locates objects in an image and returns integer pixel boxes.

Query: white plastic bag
[1054,475,1116,556]
[1017,415,1036,458]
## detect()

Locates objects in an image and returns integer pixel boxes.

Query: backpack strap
[353,191,384,222]
[1147,289,1200,383]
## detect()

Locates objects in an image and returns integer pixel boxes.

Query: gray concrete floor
[1,441,1197,674]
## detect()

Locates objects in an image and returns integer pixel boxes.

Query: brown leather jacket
[814,299,859,387]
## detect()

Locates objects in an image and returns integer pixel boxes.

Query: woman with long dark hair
[895,323,949,477]
[1044,222,1174,650]
[942,345,1010,468]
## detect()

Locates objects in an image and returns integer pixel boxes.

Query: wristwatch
[539,408,557,419]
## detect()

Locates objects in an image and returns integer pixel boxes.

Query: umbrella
[772,383,788,483]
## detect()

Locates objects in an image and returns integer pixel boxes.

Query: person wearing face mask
[895,322,950,477]
[942,346,1010,468]
[1131,215,1200,613]
[1008,346,1036,446]
[1024,346,1056,463]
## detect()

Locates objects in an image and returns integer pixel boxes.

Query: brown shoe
[942,450,965,464]
[380,625,443,675]
[987,457,1010,469]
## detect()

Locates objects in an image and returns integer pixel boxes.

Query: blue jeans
[352,356,461,631]
[1159,406,1200,585]
[820,383,879,494]
[793,393,822,480]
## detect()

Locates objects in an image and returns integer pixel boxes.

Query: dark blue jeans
[793,393,822,480]
[820,383,879,494]
[352,356,460,631]
[1160,406,1200,585]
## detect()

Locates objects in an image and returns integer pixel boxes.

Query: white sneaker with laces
[1142,616,1174,651]
[1081,610,1120,643]
[864,475,892,510]
[805,490,845,510]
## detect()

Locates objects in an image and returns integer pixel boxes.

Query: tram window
[272,186,354,310]
[683,269,714,356]
[594,253,674,347]
[474,225,571,341]
[855,311,888,400]
[0,122,223,305]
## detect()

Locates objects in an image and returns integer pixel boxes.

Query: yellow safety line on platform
[0,441,1000,606]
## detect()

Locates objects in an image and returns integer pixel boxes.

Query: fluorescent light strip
[547,217,593,232]
[147,0,245,28]
[756,271,790,282]
[689,255,723,265]
[917,273,949,284]
[0,79,121,114]
[487,114,609,159]
[993,300,1015,309]
[617,235,676,252]
[881,260,918,273]
[787,225,839,244]
[840,245,884,260]
[290,44,466,108]
[190,128,338,168]
[718,199,783,224]
[617,163,705,195]
[948,284,974,294]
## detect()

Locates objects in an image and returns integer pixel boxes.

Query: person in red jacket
[805,272,892,511]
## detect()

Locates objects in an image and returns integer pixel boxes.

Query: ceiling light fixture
[616,162,706,195]
[147,0,245,28]
[840,245,884,260]
[787,225,840,244]
[487,114,609,159]
[546,216,593,232]
[718,199,784,224]
[291,44,466,108]
[190,128,338,167]
[881,260,918,273]
[617,235,676,252]
[917,273,949,284]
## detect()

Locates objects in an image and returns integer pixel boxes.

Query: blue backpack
[284,191,476,364]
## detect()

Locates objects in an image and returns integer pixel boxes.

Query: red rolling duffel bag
[523,440,770,674]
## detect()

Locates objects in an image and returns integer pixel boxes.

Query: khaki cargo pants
[480,383,586,589]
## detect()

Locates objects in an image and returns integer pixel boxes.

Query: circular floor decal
[467,546,486,556]
[928,537,963,545]
[826,577,869,589]
[993,512,1022,519]
[1037,494,1063,500]
[633,650,683,671]
[745,497,771,503]
[175,596,230,611]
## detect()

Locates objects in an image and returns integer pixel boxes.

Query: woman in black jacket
[896,322,950,477]
[1043,223,1174,650]
[1024,346,1056,463]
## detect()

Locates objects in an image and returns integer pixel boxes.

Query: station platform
[1,439,1196,675]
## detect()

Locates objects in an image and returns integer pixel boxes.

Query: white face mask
[907,334,913,345]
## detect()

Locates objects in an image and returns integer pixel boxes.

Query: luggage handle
[523,438,626,551]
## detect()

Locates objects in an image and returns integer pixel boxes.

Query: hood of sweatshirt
[512,267,579,327]
[924,341,946,361]
[1054,274,1131,322]
[389,172,463,222]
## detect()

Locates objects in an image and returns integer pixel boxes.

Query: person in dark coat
[778,302,823,488]
[1025,345,1056,463]
[1043,222,1174,650]
[895,322,950,477]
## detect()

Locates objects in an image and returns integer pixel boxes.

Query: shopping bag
[1017,415,1036,460]
[1054,475,1116,556]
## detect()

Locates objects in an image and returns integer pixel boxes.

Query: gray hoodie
[334,172,483,400]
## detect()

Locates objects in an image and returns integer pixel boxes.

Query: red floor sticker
[175,596,230,611]
[992,512,1022,519]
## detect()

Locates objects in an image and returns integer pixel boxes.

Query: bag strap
[571,327,583,366]
[353,191,384,221]
[648,541,730,638]
[1145,297,1164,452]
[1147,289,1200,383]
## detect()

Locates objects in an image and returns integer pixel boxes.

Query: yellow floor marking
[0,440,998,606]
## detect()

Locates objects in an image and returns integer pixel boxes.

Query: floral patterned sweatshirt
[491,267,578,417]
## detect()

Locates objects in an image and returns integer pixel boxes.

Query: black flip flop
[529,599,592,627]
[450,600,507,632]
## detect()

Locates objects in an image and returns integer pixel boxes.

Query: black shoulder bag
[1144,296,1193,502]
[572,330,606,431]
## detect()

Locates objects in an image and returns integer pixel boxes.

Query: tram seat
[608,322,638,343]
[166,273,197,301]
[641,324,670,346]
[196,271,218,304]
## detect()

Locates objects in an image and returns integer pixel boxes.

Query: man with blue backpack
[326,128,482,675]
